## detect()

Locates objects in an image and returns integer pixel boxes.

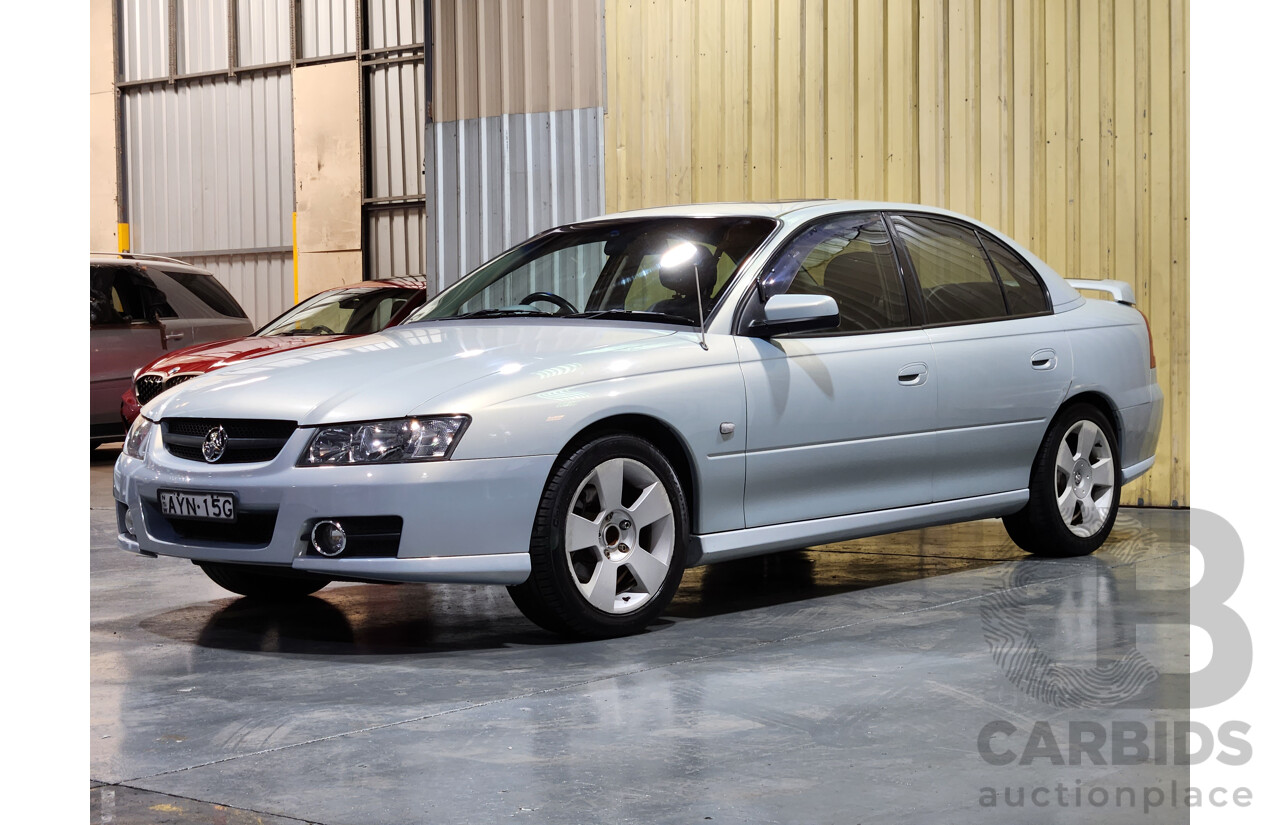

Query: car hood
[145,321,680,424]
[139,334,348,375]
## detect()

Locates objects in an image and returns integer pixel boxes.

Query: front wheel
[508,434,689,638]
[1003,404,1119,557]
[198,561,331,599]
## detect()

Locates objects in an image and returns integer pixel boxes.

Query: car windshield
[409,217,777,325]
[257,287,414,336]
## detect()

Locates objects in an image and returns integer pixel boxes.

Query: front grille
[162,418,297,464]
[164,510,278,545]
[135,375,165,405]
[136,373,198,405]
[304,516,403,558]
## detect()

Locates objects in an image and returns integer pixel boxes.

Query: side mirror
[749,293,840,337]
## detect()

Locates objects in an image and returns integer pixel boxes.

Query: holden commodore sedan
[114,200,1162,638]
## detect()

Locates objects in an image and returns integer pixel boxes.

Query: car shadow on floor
[134,513,1163,656]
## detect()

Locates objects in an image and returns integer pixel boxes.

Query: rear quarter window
[155,270,249,319]
[978,232,1050,316]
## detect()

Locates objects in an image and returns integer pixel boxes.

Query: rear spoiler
[1066,279,1135,305]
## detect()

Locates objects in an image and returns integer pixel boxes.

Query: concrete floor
[91,445,1190,824]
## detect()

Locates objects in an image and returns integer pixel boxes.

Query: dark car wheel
[1004,404,1120,558]
[198,561,331,599]
[508,434,689,639]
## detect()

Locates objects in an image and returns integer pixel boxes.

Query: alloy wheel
[563,457,676,615]
[1054,419,1116,538]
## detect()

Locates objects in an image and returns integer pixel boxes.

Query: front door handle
[898,362,928,386]
[165,332,185,343]
[1031,348,1057,370]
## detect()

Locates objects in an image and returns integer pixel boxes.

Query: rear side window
[892,215,1008,325]
[979,232,1049,316]
[156,270,249,319]
[760,213,909,333]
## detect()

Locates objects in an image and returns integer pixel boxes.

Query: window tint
[90,265,150,326]
[259,288,416,336]
[760,213,908,333]
[978,232,1049,315]
[892,215,1008,324]
[158,270,249,319]
[415,217,776,326]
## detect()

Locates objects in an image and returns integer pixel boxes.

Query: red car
[122,277,428,424]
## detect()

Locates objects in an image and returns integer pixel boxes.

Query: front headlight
[299,416,469,466]
[123,416,155,459]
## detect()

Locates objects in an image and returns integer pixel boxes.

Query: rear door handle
[1031,348,1057,370]
[165,332,185,343]
[898,362,928,386]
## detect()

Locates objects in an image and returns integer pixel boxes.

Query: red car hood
[137,334,354,376]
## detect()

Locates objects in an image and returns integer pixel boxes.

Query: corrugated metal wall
[426,0,606,290]
[119,0,168,81]
[236,0,291,65]
[603,0,1188,509]
[119,1,295,327]
[176,0,229,73]
[424,109,604,293]
[300,0,358,57]
[365,0,427,280]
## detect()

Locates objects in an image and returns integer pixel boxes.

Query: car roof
[89,253,213,277]
[348,276,430,290]
[578,200,839,221]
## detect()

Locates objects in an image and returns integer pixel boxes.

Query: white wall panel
[119,0,169,81]
[176,0,229,74]
[367,0,425,49]
[367,208,426,279]
[237,0,291,65]
[424,107,604,294]
[368,60,425,199]
[122,71,293,254]
[299,0,357,57]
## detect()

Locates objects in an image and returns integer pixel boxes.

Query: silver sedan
[114,200,1162,637]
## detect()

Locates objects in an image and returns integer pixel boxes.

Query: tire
[198,561,331,599]
[508,434,689,639]
[1003,403,1120,557]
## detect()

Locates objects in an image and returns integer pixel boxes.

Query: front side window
[892,215,1009,325]
[759,213,908,333]
[412,217,777,326]
[90,265,156,326]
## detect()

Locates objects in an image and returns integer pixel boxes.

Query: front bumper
[113,426,554,585]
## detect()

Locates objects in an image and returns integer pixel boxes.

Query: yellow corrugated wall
[604,0,1188,508]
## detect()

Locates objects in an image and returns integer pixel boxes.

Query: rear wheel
[198,561,331,599]
[508,434,689,638]
[1004,404,1119,557]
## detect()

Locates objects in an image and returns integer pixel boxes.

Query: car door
[736,212,937,528]
[90,265,166,435]
[888,214,1071,501]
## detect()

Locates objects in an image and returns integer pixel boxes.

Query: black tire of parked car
[1003,403,1120,558]
[509,433,689,639]
[197,561,331,599]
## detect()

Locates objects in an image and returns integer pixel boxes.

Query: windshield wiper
[564,310,697,326]
[450,308,559,319]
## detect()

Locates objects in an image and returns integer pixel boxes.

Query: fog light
[311,520,347,557]
[123,507,135,536]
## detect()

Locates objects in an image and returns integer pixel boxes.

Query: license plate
[158,489,237,522]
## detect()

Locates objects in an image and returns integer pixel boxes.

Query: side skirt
[690,490,1029,565]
